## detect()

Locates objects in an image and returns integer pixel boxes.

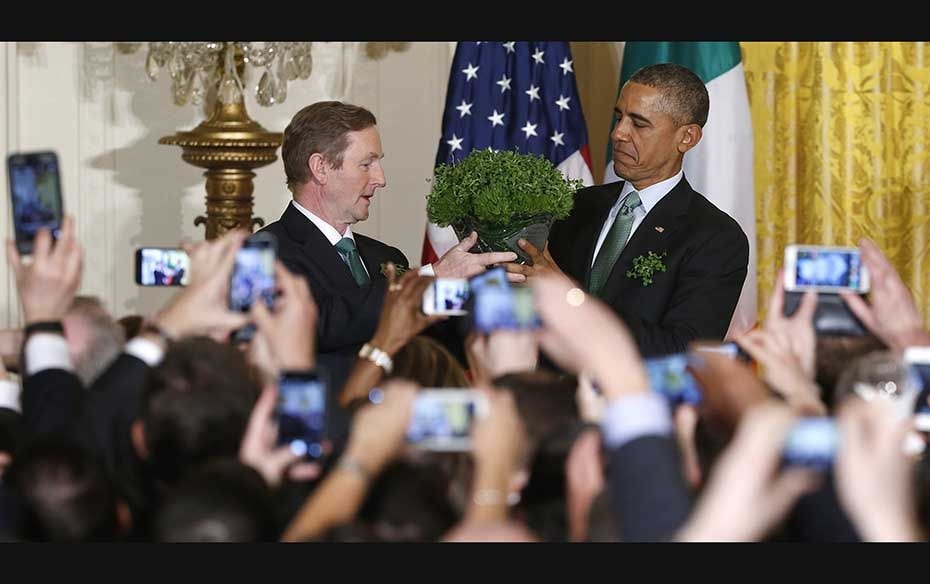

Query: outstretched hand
[677,402,821,541]
[502,239,568,283]
[369,263,446,356]
[7,215,83,325]
[239,384,323,487]
[251,261,318,372]
[839,237,930,353]
[153,229,251,341]
[432,231,521,281]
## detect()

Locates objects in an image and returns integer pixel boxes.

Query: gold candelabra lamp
[133,42,314,239]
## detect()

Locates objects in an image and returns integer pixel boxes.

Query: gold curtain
[742,42,930,322]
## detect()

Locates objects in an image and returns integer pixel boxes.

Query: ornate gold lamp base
[159,99,283,239]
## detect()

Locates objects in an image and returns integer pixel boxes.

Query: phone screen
[229,234,276,343]
[792,248,864,291]
[472,286,540,333]
[904,348,930,415]
[407,390,484,451]
[468,266,508,294]
[229,238,276,313]
[275,371,327,459]
[423,278,470,316]
[782,418,838,468]
[7,151,63,254]
[136,248,190,286]
[644,354,702,406]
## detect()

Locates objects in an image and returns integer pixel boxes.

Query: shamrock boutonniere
[380,262,409,277]
[626,251,667,287]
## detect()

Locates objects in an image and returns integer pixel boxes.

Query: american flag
[421,41,594,264]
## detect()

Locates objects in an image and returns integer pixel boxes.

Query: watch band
[358,343,393,374]
[23,320,64,339]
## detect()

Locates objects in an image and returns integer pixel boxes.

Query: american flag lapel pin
[655,226,665,233]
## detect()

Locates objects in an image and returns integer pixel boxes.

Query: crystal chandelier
[116,41,311,239]
[142,42,314,107]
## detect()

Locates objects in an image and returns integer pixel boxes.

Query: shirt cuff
[24,333,73,375]
[601,392,672,450]
[125,337,165,367]
[0,380,22,413]
[418,264,436,277]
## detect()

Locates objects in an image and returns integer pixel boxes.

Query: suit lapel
[281,204,359,289]
[598,178,695,304]
[569,182,624,285]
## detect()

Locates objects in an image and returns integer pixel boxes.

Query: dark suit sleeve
[82,353,151,475]
[607,435,693,541]
[21,352,151,473]
[620,225,749,356]
[21,369,87,440]
[0,408,24,455]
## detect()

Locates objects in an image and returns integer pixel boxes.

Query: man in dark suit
[506,64,749,357]
[259,102,516,446]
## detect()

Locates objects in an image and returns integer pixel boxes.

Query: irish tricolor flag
[604,41,757,337]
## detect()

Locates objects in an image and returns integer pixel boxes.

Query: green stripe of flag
[619,42,741,85]
[605,42,742,174]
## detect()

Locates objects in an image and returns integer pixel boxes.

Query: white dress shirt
[25,333,165,375]
[0,379,21,413]
[291,200,370,278]
[591,170,684,267]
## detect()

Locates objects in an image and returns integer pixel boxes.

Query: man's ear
[308,153,329,185]
[131,419,149,461]
[677,124,703,154]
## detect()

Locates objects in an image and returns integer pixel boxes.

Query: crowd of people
[0,218,927,542]
[1,61,927,542]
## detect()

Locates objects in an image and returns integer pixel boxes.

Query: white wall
[0,41,456,326]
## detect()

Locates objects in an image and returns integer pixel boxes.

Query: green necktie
[588,191,642,296]
[335,237,370,287]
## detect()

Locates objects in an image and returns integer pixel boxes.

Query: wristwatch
[358,343,393,374]
[23,320,64,339]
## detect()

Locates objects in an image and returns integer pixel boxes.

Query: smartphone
[7,151,63,255]
[422,278,470,316]
[229,232,277,342]
[468,266,509,294]
[783,245,870,293]
[644,353,702,406]
[406,389,488,451]
[275,370,327,460]
[782,417,838,468]
[135,247,190,286]
[903,346,930,415]
[472,285,540,334]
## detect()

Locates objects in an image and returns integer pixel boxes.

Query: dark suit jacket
[607,435,693,541]
[548,178,749,357]
[21,369,86,440]
[20,353,150,484]
[258,203,409,452]
[260,203,409,357]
